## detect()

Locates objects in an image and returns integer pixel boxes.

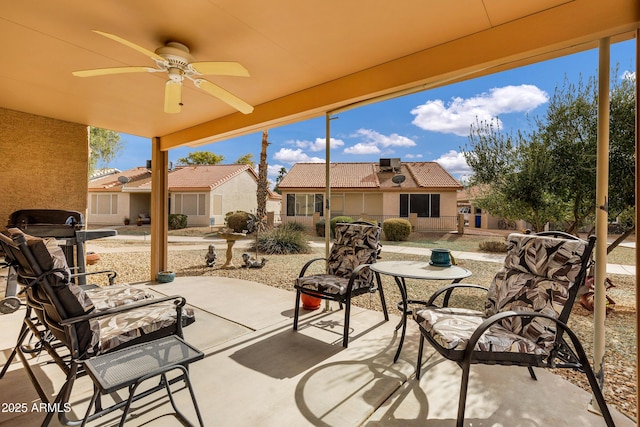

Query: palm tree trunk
[256,130,269,231]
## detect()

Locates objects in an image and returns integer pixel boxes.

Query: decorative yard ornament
[205,244,217,267]
[241,253,267,268]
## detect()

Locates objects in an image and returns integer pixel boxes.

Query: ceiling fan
[73,30,253,114]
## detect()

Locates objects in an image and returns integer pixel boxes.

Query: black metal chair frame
[414,231,616,427]
[0,231,195,426]
[293,222,389,347]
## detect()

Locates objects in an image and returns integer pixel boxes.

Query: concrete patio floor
[0,276,634,427]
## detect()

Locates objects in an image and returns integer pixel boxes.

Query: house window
[400,194,440,218]
[90,194,118,215]
[286,193,324,216]
[174,193,206,216]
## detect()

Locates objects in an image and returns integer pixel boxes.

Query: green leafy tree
[236,153,255,167]
[273,167,288,194]
[89,127,123,177]
[463,68,635,242]
[177,151,224,165]
[463,122,566,231]
[537,75,598,234]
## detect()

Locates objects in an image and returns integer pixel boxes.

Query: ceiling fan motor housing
[155,42,195,78]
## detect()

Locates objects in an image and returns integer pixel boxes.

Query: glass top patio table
[370,260,472,363]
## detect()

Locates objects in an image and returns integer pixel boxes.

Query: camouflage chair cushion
[414,307,547,355]
[485,233,587,351]
[414,233,588,356]
[296,222,380,295]
[9,229,195,355]
[500,233,587,282]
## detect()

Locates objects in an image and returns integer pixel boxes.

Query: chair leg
[343,299,351,347]
[527,366,537,381]
[376,274,389,321]
[416,335,424,379]
[43,360,79,427]
[456,362,472,427]
[0,322,29,378]
[293,290,301,331]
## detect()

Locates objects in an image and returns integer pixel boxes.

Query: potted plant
[124,217,130,225]
[301,293,322,310]
[156,271,175,283]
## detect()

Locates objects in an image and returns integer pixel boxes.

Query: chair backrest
[485,232,595,351]
[327,222,381,285]
[4,228,95,353]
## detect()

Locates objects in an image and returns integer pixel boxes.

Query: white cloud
[267,164,285,178]
[290,137,344,152]
[622,70,636,81]
[273,148,325,164]
[411,84,548,136]
[344,143,381,155]
[433,150,472,176]
[343,129,415,155]
[405,153,423,159]
[353,129,417,147]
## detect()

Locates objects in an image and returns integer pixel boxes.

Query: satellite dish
[391,174,406,185]
[118,176,130,184]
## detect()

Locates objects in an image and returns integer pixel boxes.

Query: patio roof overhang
[1,1,639,421]
[0,0,637,147]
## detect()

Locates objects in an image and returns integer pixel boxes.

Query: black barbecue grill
[7,209,117,285]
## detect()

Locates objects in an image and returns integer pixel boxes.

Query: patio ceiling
[1,0,638,149]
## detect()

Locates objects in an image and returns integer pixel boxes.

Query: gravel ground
[87,244,637,420]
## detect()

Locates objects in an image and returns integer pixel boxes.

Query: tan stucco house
[88,164,281,227]
[277,159,462,231]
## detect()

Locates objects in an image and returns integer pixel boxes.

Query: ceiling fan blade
[164,80,182,114]
[72,66,154,77]
[93,30,165,62]
[190,62,249,77]
[193,79,253,114]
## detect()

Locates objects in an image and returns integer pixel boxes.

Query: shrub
[252,226,311,255]
[330,216,354,236]
[168,214,187,230]
[479,240,508,253]
[315,219,326,237]
[281,221,306,232]
[382,218,412,241]
[355,217,379,226]
[226,211,251,233]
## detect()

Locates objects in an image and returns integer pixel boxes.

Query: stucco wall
[0,108,88,227]
[218,172,258,213]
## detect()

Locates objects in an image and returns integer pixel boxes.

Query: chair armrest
[426,283,488,307]
[298,257,327,277]
[70,269,118,286]
[342,263,374,295]
[59,295,186,326]
[463,311,585,366]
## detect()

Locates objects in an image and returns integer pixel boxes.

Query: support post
[150,137,169,280]
[324,113,332,311]
[591,37,610,413]
[634,28,639,427]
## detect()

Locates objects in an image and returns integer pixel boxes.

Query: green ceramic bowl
[429,248,451,267]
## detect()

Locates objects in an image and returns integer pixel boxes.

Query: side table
[82,335,204,427]
[370,260,472,362]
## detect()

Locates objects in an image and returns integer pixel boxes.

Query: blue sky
[111,40,636,185]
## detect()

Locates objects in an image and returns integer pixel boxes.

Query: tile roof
[88,164,281,199]
[278,161,461,190]
[88,167,151,190]
[166,164,254,190]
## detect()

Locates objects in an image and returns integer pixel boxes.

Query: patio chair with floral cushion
[0,228,196,426]
[413,231,615,427]
[293,221,388,347]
